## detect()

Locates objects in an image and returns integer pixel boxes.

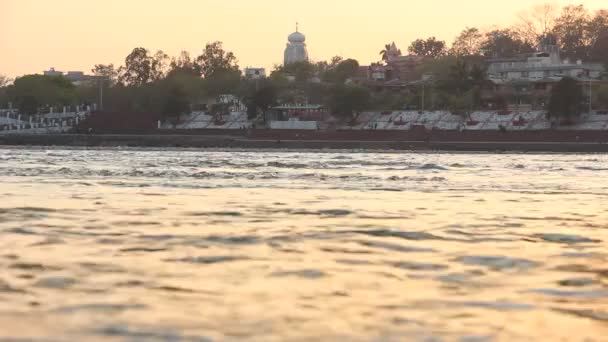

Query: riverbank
[2,133,608,152]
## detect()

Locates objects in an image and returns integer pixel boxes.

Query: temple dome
[288,31,306,43]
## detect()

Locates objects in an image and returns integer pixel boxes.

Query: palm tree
[380,44,392,63]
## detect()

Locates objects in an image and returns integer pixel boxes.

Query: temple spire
[296,22,299,32]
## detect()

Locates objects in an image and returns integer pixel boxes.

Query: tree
[595,84,608,109]
[242,79,277,119]
[91,64,119,86]
[588,10,608,64]
[515,3,558,45]
[587,9,608,42]
[326,84,371,120]
[451,27,483,56]
[0,74,12,88]
[547,77,584,121]
[553,5,591,60]
[380,43,397,63]
[196,41,239,79]
[119,48,168,86]
[408,37,447,57]
[169,51,200,76]
[204,69,242,98]
[7,75,77,115]
[324,59,360,83]
[282,61,315,83]
[480,29,534,58]
[162,84,190,126]
[329,56,344,68]
[150,50,169,81]
[447,89,476,117]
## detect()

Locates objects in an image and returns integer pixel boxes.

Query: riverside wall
[2,130,608,152]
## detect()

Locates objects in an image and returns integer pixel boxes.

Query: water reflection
[0,147,607,341]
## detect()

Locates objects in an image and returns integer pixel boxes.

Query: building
[244,68,267,79]
[43,68,63,77]
[487,38,604,82]
[284,24,309,65]
[368,65,387,81]
[484,37,606,111]
[43,68,95,86]
[384,42,426,81]
[356,43,425,84]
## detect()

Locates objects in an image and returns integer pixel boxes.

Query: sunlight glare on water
[0,147,607,341]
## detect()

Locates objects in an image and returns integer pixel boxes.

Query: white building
[43,68,94,85]
[488,39,604,82]
[284,25,309,65]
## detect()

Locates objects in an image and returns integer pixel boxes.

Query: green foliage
[204,69,241,98]
[326,84,371,119]
[282,61,315,83]
[447,89,476,116]
[379,43,394,63]
[590,30,608,65]
[451,27,483,56]
[162,83,190,124]
[323,59,360,84]
[0,75,10,107]
[595,84,608,109]
[370,91,406,110]
[92,64,119,86]
[169,51,200,77]
[548,77,584,120]
[241,79,278,119]
[553,5,590,61]
[408,37,447,57]
[7,75,77,114]
[119,48,168,86]
[196,41,240,78]
[480,29,534,58]
[0,74,11,88]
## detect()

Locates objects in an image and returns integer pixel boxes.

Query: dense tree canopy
[451,27,483,56]
[553,5,591,61]
[548,77,584,120]
[480,30,534,58]
[4,2,608,121]
[0,74,11,88]
[162,83,190,125]
[326,84,371,120]
[408,37,447,57]
[596,84,608,109]
[92,64,119,86]
[6,75,77,115]
[323,59,360,84]
[196,41,240,79]
[169,51,200,77]
[514,3,558,46]
[118,48,168,86]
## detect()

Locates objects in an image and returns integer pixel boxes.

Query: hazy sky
[1,0,606,77]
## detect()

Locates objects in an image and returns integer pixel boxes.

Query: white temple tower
[284,24,309,65]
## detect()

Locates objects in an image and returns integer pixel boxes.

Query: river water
[0,147,607,341]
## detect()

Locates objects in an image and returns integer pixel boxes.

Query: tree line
[0,3,607,123]
[404,4,607,63]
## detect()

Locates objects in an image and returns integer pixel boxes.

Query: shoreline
[2,133,608,153]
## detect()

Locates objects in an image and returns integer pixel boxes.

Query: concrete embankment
[2,133,608,152]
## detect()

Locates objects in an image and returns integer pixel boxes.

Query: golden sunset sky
[1,0,605,77]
